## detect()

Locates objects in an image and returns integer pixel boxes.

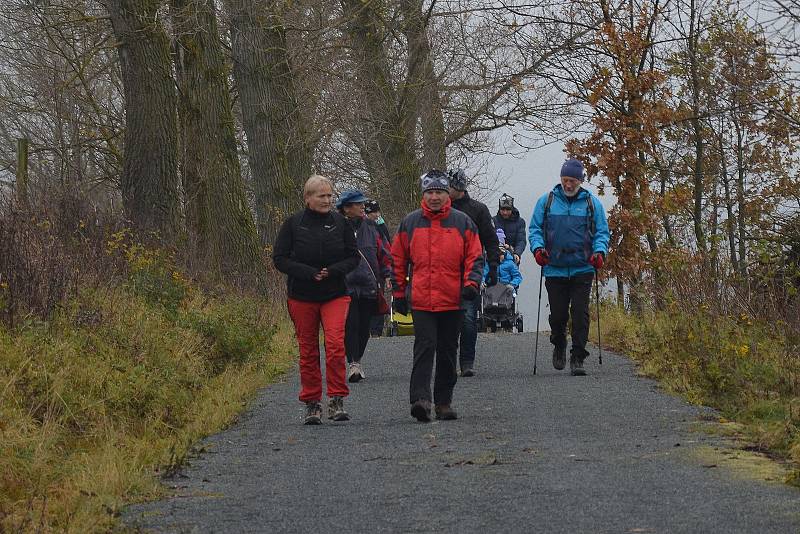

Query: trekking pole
[594,268,602,366]
[534,267,544,375]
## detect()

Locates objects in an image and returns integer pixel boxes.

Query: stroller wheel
[515,316,523,333]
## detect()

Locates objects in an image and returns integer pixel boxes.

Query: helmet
[364,199,380,214]
[447,168,467,191]
[499,194,514,209]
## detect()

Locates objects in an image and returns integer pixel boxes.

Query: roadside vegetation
[0,208,294,532]
[596,260,800,486]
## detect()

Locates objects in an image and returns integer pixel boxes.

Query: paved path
[126,333,800,533]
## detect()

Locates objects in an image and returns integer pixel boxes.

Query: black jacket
[345,217,391,299]
[493,208,527,256]
[451,192,500,269]
[272,208,360,302]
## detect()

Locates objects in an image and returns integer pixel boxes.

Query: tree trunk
[400,0,446,170]
[688,0,706,254]
[172,0,262,278]
[719,133,739,273]
[105,0,180,241]
[224,0,311,245]
[341,0,420,220]
[734,120,748,280]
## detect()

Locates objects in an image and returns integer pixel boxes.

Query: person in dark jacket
[272,175,360,424]
[365,198,392,337]
[529,159,610,376]
[493,193,526,265]
[447,168,500,377]
[391,170,484,422]
[364,198,392,245]
[337,190,391,382]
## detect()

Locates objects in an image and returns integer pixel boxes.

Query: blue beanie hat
[560,158,585,182]
[496,228,506,245]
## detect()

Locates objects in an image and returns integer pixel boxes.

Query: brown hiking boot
[570,356,586,376]
[410,399,432,422]
[304,402,322,425]
[434,404,458,420]
[327,396,350,421]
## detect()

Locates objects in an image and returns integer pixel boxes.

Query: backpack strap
[542,192,554,248]
[585,194,596,235]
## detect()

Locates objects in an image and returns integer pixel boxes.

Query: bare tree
[103,0,181,240]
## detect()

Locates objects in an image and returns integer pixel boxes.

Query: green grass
[599,304,800,485]
[0,284,295,532]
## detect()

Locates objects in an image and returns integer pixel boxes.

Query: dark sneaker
[461,367,475,377]
[304,402,323,425]
[552,345,566,370]
[435,404,458,420]
[410,399,432,422]
[328,396,350,421]
[570,356,586,376]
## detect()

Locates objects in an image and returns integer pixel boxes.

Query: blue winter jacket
[528,185,610,278]
[484,250,523,288]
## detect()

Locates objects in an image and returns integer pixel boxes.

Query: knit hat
[335,189,368,209]
[499,194,514,209]
[420,169,450,193]
[496,228,506,245]
[560,158,585,182]
[364,199,380,214]
[447,168,468,191]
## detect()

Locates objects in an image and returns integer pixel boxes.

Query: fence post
[16,138,29,205]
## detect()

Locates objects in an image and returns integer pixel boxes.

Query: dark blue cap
[560,158,585,181]
[336,189,368,209]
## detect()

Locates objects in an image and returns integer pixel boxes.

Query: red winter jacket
[391,198,484,312]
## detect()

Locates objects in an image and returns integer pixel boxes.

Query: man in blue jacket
[528,158,610,376]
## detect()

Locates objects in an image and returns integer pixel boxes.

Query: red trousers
[287,296,350,403]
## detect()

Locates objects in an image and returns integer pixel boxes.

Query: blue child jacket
[483,250,523,288]
[528,185,610,278]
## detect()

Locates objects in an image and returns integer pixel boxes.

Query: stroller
[478,283,523,333]
[387,293,414,336]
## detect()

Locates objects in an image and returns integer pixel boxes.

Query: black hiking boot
[304,402,323,425]
[552,345,566,370]
[460,367,475,377]
[327,396,350,421]
[410,399,432,422]
[570,356,586,376]
[434,404,458,420]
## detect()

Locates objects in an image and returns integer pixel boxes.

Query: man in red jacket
[391,170,484,422]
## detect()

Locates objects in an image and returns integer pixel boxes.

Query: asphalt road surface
[125,332,800,533]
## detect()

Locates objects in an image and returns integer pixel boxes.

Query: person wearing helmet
[447,168,500,377]
[529,158,610,376]
[493,194,526,265]
[391,170,484,422]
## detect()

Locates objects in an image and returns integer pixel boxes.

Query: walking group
[272,158,610,425]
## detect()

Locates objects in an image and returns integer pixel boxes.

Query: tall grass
[0,200,296,531]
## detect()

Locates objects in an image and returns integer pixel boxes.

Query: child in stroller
[480,229,523,332]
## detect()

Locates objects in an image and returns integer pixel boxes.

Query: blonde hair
[303,174,333,199]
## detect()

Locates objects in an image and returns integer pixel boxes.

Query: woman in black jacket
[272,175,360,425]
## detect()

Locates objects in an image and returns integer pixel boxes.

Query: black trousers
[409,310,463,406]
[545,272,594,362]
[345,296,376,363]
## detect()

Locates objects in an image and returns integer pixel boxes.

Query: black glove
[393,297,409,315]
[461,285,479,301]
[486,266,498,287]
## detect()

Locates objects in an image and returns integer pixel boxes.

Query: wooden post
[16,138,29,204]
